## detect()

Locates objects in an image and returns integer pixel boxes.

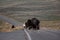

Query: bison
[24,18,40,30]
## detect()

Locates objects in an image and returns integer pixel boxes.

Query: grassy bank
[40,21,60,30]
[0,20,60,32]
[0,20,23,32]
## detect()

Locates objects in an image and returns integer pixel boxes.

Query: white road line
[24,29,32,40]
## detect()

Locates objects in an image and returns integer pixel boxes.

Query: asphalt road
[0,30,26,40]
[0,15,23,26]
[0,30,60,40]
[0,15,60,40]
[28,30,60,40]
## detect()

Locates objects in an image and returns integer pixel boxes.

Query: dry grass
[40,21,60,30]
[0,20,60,32]
[0,21,24,32]
[0,26,24,32]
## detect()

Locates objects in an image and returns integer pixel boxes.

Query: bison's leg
[29,26,32,30]
[32,25,37,30]
[36,25,40,30]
